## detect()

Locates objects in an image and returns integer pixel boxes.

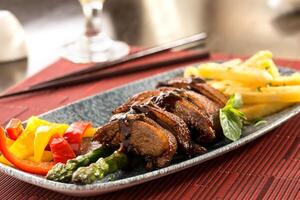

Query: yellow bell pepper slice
[0,116,51,164]
[28,150,53,162]
[6,137,14,147]
[33,124,68,162]
[82,127,97,138]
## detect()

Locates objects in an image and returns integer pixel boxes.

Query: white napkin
[0,10,27,62]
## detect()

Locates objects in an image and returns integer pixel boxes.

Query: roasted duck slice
[113,88,217,143]
[153,90,216,143]
[112,90,158,114]
[157,77,228,106]
[176,89,221,131]
[93,113,177,169]
[132,103,206,155]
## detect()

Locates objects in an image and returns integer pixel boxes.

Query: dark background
[1,0,300,91]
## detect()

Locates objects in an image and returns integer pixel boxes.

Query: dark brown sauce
[118,114,131,149]
[153,91,181,111]
[186,77,206,84]
[116,113,146,151]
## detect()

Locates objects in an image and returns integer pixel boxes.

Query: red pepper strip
[63,122,91,153]
[5,118,24,140]
[49,135,76,164]
[0,128,54,175]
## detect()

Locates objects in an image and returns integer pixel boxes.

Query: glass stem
[81,0,104,37]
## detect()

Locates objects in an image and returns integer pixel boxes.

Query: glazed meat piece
[93,113,177,169]
[112,90,158,114]
[153,90,216,143]
[132,103,206,155]
[157,77,228,107]
[113,88,217,143]
[173,88,221,132]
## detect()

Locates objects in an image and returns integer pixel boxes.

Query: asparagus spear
[72,151,128,184]
[46,146,113,183]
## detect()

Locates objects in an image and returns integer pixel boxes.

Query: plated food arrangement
[0,50,299,195]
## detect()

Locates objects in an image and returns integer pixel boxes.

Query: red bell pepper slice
[49,135,76,164]
[0,128,54,175]
[63,122,91,153]
[5,118,24,140]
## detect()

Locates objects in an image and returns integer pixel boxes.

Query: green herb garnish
[254,120,267,127]
[219,94,246,141]
[251,118,267,127]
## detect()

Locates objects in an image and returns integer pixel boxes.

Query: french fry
[207,80,227,92]
[221,59,242,66]
[260,85,300,92]
[223,86,255,96]
[207,80,246,92]
[240,90,300,103]
[183,50,300,111]
[271,73,300,86]
[256,59,280,78]
[240,103,292,120]
[243,50,272,67]
[243,50,280,78]
[198,64,274,86]
[183,66,200,78]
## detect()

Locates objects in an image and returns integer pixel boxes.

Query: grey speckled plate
[0,66,299,197]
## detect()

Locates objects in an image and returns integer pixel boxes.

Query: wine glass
[61,0,129,63]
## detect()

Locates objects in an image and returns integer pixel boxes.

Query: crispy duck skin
[112,90,158,114]
[93,114,177,169]
[157,77,228,107]
[132,103,206,155]
[158,87,220,129]
[173,88,221,132]
[153,90,216,143]
[113,88,217,143]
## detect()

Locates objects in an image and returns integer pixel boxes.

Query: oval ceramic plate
[0,66,299,197]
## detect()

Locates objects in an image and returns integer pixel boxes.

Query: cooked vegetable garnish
[46,146,114,183]
[49,135,76,164]
[5,118,24,140]
[72,151,128,184]
[0,128,54,175]
[34,124,68,162]
[64,122,91,153]
[1,117,51,162]
[0,116,97,176]
[219,94,246,141]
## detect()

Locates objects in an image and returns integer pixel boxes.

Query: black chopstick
[0,50,209,99]
[35,33,207,86]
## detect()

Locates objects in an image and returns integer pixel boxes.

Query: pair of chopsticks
[0,33,209,99]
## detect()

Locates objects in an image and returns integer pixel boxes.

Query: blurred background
[1,0,300,92]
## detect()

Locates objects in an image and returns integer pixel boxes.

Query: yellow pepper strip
[6,137,14,147]
[28,150,53,162]
[33,124,68,162]
[0,116,51,165]
[82,127,97,138]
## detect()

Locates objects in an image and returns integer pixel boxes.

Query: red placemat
[0,51,299,200]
